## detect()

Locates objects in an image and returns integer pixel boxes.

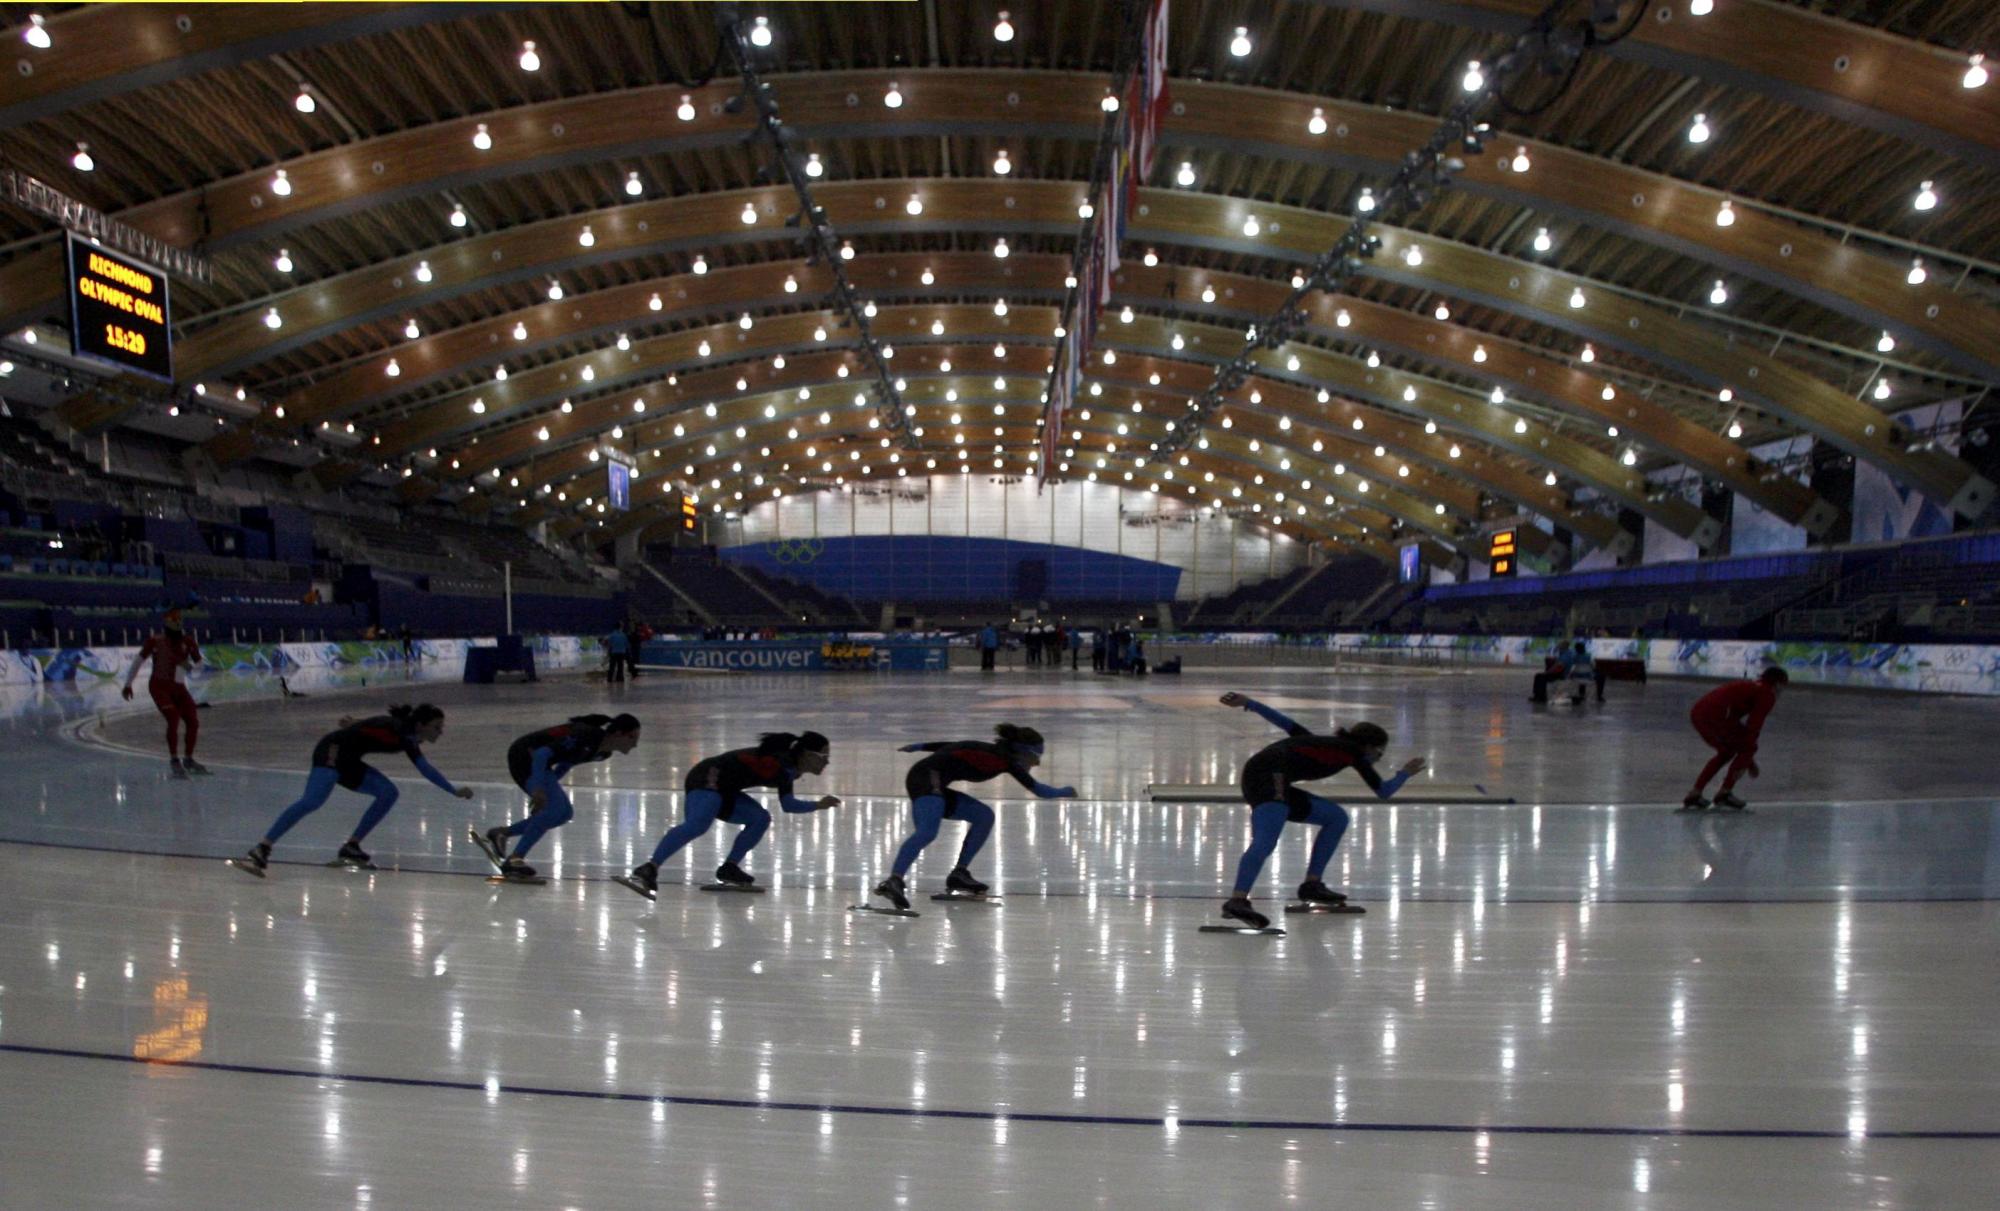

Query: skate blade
[700,883,766,894]
[930,892,1001,904]
[226,857,267,879]
[1199,924,1285,935]
[1675,805,1709,814]
[324,860,377,871]
[849,904,920,918]
[1285,902,1364,915]
[486,874,547,886]
[611,875,657,901]
[466,825,506,871]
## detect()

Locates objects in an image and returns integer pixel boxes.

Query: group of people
[114,608,1790,920]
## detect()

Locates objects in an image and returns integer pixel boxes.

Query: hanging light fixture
[517,40,540,71]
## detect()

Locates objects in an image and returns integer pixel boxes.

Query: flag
[1132,0,1170,182]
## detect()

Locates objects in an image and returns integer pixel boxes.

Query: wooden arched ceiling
[4,1,1996,555]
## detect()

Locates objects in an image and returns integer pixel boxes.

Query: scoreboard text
[1488,529,1518,578]
[66,234,173,382]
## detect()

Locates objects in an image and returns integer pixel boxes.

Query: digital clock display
[66,233,173,382]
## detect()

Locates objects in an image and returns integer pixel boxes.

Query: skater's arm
[1220,692,1308,737]
[408,753,461,795]
[1739,691,1776,750]
[1356,756,1427,800]
[1009,767,1076,798]
[121,641,152,697]
[529,745,557,783]
[897,741,952,753]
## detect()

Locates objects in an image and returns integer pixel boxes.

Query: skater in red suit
[1683,667,1788,811]
[122,608,206,779]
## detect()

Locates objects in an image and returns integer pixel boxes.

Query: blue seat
[49,558,68,575]
[92,562,109,576]
[31,558,48,574]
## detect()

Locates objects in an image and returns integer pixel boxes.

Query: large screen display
[1398,542,1424,585]
[607,459,631,512]
[65,234,173,382]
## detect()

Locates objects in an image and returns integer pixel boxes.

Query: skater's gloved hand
[1219,691,1247,708]
[1746,760,1760,779]
[816,794,842,809]
[454,787,475,800]
[529,789,548,809]
[1053,786,1077,798]
[1400,757,1427,776]
[121,686,133,701]
[897,743,926,752]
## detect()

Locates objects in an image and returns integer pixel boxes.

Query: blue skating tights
[1232,795,1350,894]
[891,793,994,876]
[497,778,573,859]
[649,789,771,867]
[263,766,400,844]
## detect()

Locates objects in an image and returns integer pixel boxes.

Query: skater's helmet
[1759,667,1789,685]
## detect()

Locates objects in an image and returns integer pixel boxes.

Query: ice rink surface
[3,659,1996,1208]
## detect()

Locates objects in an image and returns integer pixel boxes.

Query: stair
[636,560,716,625]
[1254,562,1334,625]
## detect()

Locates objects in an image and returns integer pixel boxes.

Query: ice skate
[228,842,270,879]
[933,866,1000,903]
[488,857,544,885]
[181,758,211,776]
[1202,896,1282,934]
[329,841,375,870]
[1713,790,1750,811]
[850,873,920,917]
[612,862,659,901]
[170,759,189,780]
[1678,792,1711,813]
[469,825,509,871]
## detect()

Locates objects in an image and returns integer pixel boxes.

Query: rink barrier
[0,634,601,688]
[637,638,949,672]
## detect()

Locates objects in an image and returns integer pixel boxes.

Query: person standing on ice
[616,731,840,898]
[233,704,472,876]
[122,607,206,778]
[474,713,641,880]
[1682,667,1787,811]
[1214,692,1426,929]
[870,723,1074,910]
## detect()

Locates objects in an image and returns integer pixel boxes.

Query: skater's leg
[891,795,947,876]
[1691,749,1732,792]
[347,768,402,842]
[263,766,341,843]
[148,682,181,759]
[1720,749,1756,791]
[173,686,200,759]
[1230,801,1291,894]
[649,789,725,866]
[1301,796,1352,881]
[951,795,995,868]
[723,796,771,864]
[505,782,574,859]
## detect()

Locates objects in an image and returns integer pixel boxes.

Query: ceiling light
[1462,60,1485,91]
[1545,471,1559,486]
[270,169,292,196]
[993,237,1010,258]
[1874,378,1892,400]
[1472,344,1487,362]
[273,248,293,273]
[1580,344,1595,363]
[1714,199,1735,227]
[1403,245,1423,267]
[385,358,401,377]
[577,225,594,247]
[1568,287,1586,309]
[1100,90,1119,113]
[472,123,492,151]
[1532,227,1552,253]
[1366,351,1380,368]
[1201,285,1216,303]
[1355,187,1376,214]
[906,195,924,216]
[513,321,528,340]
[1913,180,1938,211]
[1229,26,1252,57]
[263,307,282,329]
[403,318,420,339]
[677,94,696,121]
[625,171,643,196]
[1727,420,1743,439]
[749,16,772,47]
[1687,113,1710,144]
[1907,258,1927,285]
[1176,161,1196,187]
[692,254,708,274]
[884,81,903,108]
[546,280,562,300]
[1965,53,1988,90]
[992,148,1011,175]
[1509,147,1530,173]
[449,205,468,228]
[741,202,757,224]
[739,312,754,330]
[495,365,508,380]
[70,141,94,172]
[994,10,1015,41]
[518,40,540,71]
[1434,303,1451,321]
[648,293,662,311]
[1079,200,1095,218]
[1877,331,1896,353]
[1689,0,1713,13]
[23,14,51,49]
[1242,214,1261,237]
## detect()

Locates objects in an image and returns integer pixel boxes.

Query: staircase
[636,560,716,625]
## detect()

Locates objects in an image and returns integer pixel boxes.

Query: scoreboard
[1487,529,1518,578]
[680,493,699,532]
[65,234,172,382]
[606,459,631,511]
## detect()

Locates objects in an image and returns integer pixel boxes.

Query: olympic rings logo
[766,538,825,565]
